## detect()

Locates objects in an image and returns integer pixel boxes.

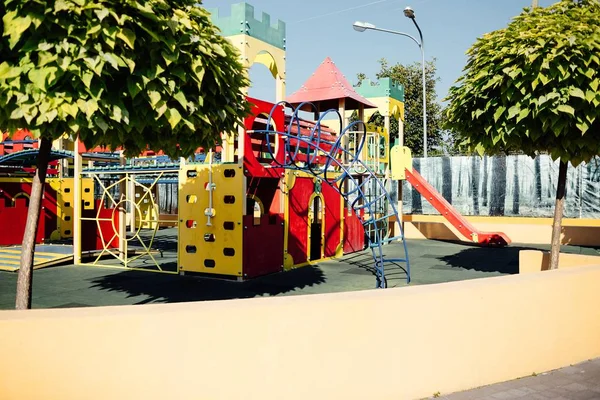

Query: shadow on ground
[437,245,535,274]
[331,251,409,286]
[89,266,326,304]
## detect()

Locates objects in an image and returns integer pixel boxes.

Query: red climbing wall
[287,177,312,266]
[322,182,342,258]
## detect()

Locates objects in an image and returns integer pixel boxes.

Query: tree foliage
[358,59,445,156]
[0,0,250,157]
[445,0,600,166]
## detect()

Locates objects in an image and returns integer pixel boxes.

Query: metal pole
[411,18,426,158]
[421,46,427,158]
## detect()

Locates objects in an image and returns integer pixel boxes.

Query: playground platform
[1,228,599,309]
[0,244,75,272]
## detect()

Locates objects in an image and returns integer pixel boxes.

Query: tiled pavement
[437,359,600,400]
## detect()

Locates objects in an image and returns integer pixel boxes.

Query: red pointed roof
[287,57,377,111]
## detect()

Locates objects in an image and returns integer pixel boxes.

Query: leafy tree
[357,59,446,156]
[0,0,249,309]
[445,0,600,270]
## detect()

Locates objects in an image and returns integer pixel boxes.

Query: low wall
[519,250,600,273]
[402,215,600,246]
[2,267,600,400]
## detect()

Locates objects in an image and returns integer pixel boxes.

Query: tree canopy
[358,59,445,156]
[0,0,250,157]
[445,0,600,166]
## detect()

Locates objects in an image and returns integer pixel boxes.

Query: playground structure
[0,2,510,286]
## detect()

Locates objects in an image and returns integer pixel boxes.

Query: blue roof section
[0,149,73,166]
[0,149,121,167]
[0,149,210,169]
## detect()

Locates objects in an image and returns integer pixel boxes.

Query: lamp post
[353,7,428,157]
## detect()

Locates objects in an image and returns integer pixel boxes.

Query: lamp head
[352,21,375,32]
[404,6,415,19]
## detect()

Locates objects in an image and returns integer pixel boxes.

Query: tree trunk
[442,156,452,204]
[547,158,553,198]
[471,156,480,215]
[549,160,568,270]
[482,156,489,207]
[15,137,52,310]
[512,157,520,214]
[489,155,507,216]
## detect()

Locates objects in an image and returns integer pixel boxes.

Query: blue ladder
[257,102,410,288]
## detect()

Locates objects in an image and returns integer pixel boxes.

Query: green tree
[0,0,249,309]
[445,0,600,270]
[358,59,445,156]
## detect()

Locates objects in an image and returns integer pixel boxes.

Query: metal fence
[402,155,600,219]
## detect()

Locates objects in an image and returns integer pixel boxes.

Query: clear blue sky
[202,0,556,104]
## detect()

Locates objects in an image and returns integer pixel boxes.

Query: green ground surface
[1,234,598,309]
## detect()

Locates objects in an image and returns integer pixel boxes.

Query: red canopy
[287,57,377,111]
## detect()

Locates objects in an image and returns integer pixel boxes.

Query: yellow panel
[178,164,244,277]
[390,145,412,180]
[48,178,94,240]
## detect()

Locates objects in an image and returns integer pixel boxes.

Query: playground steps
[0,245,74,272]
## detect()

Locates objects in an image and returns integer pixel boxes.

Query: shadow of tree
[437,245,537,275]
[89,266,326,304]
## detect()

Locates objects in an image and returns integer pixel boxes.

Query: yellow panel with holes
[390,145,412,181]
[48,178,95,240]
[178,164,244,277]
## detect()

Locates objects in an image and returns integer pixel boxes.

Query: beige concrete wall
[403,215,600,246]
[2,267,600,400]
[520,250,600,273]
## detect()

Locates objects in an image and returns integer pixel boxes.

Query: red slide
[405,168,511,246]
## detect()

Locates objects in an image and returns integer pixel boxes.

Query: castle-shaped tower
[208,2,286,102]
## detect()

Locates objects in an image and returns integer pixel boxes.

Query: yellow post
[118,154,127,260]
[73,138,83,264]
[129,177,136,234]
[397,116,405,239]
[276,75,286,103]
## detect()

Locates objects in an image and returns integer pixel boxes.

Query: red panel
[82,200,119,251]
[243,97,285,178]
[0,181,56,245]
[242,214,284,278]
[0,197,45,245]
[287,177,313,266]
[343,207,365,254]
[322,182,342,257]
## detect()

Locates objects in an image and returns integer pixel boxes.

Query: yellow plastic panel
[178,164,244,277]
[390,145,413,180]
[49,177,94,239]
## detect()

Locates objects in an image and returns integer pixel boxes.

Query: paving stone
[562,382,591,392]
[491,391,516,399]
[445,359,600,400]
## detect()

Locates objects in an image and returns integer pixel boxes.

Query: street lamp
[404,7,427,158]
[353,7,428,158]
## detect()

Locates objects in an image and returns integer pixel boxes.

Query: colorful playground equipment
[0,2,509,286]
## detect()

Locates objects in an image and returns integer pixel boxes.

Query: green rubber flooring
[1,229,598,309]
